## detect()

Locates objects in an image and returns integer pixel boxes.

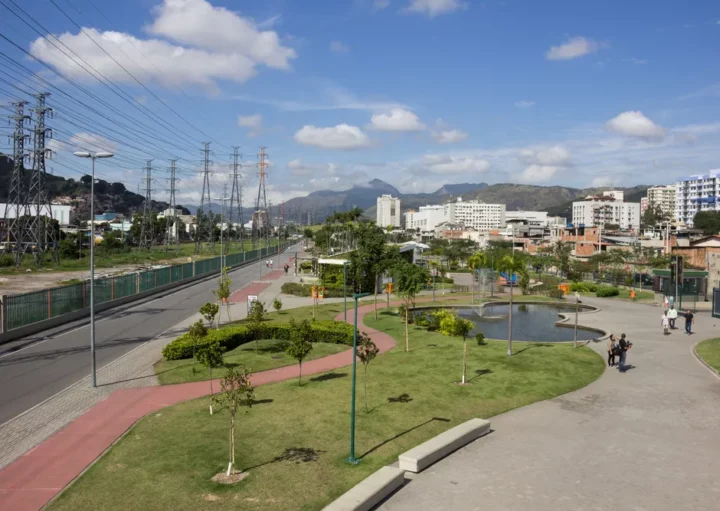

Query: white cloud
[606,111,666,140]
[69,132,117,153]
[238,114,262,136]
[47,139,69,153]
[330,41,349,53]
[370,108,425,131]
[545,36,599,61]
[286,159,340,177]
[591,176,614,187]
[405,0,465,17]
[432,129,468,144]
[148,0,296,69]
[678,82,720,101]
[422,154,490,174]
[373,0,391,10]
[518,145,571,166]
[519,165,558,182]
[293,124,371,150]
[514,100,535,108]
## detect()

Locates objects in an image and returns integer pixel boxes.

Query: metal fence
[3,242,288,332]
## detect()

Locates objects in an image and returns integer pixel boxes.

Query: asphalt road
[0,244,301,425]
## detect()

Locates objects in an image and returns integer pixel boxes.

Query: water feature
[419,303,602,342]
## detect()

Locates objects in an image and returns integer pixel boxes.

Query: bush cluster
[280,282,346,298]
[595,286,620,297]
[299,261,312,271]
[162,320,354,360]
[570,282,599,293]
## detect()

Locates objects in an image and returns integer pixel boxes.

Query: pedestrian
[284,263,289,275]
[607,334,618,367]
[617,333,631,372]
[630,289,636,301]
[270,259,274,268]
[668,305,677,329]
[661,311,670,335]
[266,260,269,268]
[683,309,694,335]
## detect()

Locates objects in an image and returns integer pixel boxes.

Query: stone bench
[323,466,405,511]
[398,418,491,473]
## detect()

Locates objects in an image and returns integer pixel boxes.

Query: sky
[1,0,719,207]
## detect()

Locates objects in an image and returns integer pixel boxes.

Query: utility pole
[252,147,271,253]
[3,100,31,266]
[139,160,154,250]
[229,146,244,250]
[196,142,213,254]
[165,159,177,252]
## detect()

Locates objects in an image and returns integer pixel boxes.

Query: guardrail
[0,242,292,341]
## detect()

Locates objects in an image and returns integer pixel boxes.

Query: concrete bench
[398,418,491,473]
[323,466,405,511]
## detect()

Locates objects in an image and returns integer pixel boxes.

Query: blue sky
[1,0,719,206]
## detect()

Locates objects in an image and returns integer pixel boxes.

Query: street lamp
[73,150,114,388]
[347,291,370,465]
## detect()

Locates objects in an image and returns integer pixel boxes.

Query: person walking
[668,305,678,329]
[683,309,694,335]
[617,333,630,372]
[607,334,618,367]
[661,311,670,336]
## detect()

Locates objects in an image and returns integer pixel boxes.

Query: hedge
[596,286,620,297]
[570,281,599,293]
[280,282,346,298]
[162,320,354,360]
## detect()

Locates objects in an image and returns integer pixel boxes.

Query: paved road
[0,244,301,425]
[379,298,720,511]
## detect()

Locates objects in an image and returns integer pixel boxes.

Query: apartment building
[443,197,505,231]
[404,205,445,232]
[571,191,640,230]
[376,194,401,228]
[675,172,720,227]
[647,185,676,220]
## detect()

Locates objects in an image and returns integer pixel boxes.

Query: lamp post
[73,151,114,388]
[347,291,370,465]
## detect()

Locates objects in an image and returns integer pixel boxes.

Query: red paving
[0,288,401,510]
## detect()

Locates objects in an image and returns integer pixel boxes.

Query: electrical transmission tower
[27,93,58,265]
[195,142,213,254]
[252,147,271,249]
[139,160,154,250]
[164,159,178,252]
[228,146,244,250]
[2,100,31,266]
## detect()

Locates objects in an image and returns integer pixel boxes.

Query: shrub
[162,320,355,360]
[0,255,14,267]
[570,282,589,293]
[546,288,565,300]
[475,332,486,345]
[280,282,345,298]
[586,282,598,292]
[596,286,620,297]
[299,261,312,271]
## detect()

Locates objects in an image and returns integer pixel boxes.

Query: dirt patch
[203,494,221,501]
[107,463,126,472]
[211,471,249,485]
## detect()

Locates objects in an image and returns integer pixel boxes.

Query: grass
[154,339,349,385]
[695,338,720,373]
[578,288,655,302]
[50,309,604,511]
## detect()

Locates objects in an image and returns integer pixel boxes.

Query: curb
[691,341,720,380]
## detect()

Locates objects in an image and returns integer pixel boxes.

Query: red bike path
[0,274,399,510]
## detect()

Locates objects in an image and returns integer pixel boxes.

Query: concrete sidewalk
[379,298,720,511]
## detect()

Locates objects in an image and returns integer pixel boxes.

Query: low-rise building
[443,197,505,231]
[571,191,640,231]
[0,203,72,226]
[404,205,445,232]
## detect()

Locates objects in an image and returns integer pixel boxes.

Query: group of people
[265,259,273,269]
[661,305,694,335]
[607,333,632,372]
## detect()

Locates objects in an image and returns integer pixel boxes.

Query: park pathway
[379,298,720,511]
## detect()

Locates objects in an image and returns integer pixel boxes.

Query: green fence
[4,242,291,332]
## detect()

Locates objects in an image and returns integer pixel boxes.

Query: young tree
[212,366,254,477]
[213,267,232,324]
[499,253,526,357]
[392,261,430,352]
[188,319,208,371]
[273,298,283,314]
[453,317,474,384]
[552,241,572,278]
[375,245,402,319]
[247,300,267,353]
[693,211,720,235]
[356,334,379,412]
[195,340,225,412]
[285,319,314,386]
[200,302,219,330]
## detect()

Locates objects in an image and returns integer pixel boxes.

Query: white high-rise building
[376,194,401,228]
[572,192,640,230]
[443,197,505,231]
[404,205,445,232]
[675,172,720,226]
[646,185,676,220]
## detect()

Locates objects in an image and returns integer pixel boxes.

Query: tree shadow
[250,398,274,405]
[514,343,554,355]
[388,393,412,403]
[241,447,325,472]
[468,368,493,382]
[358,417,451,459]
[309,372,347,382]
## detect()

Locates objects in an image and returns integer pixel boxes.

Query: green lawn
[50,310,604,511]
[154,339,349,385]
[695,338,720,373]
[579,288,655,302]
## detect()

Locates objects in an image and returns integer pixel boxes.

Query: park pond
[416,303,603,342]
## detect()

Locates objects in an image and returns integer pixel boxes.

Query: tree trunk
[298,360,302,386]
[405,301,409,352]
[231,414,235,466]
[364,365,368,412]
[507,282,513,357]
[462,337,467,384]
[471,270,475,304]
[374,272,379,320]
[209,368,213,395]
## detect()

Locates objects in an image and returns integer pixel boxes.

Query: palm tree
[467,253,486,304]
[499,253,526,357]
